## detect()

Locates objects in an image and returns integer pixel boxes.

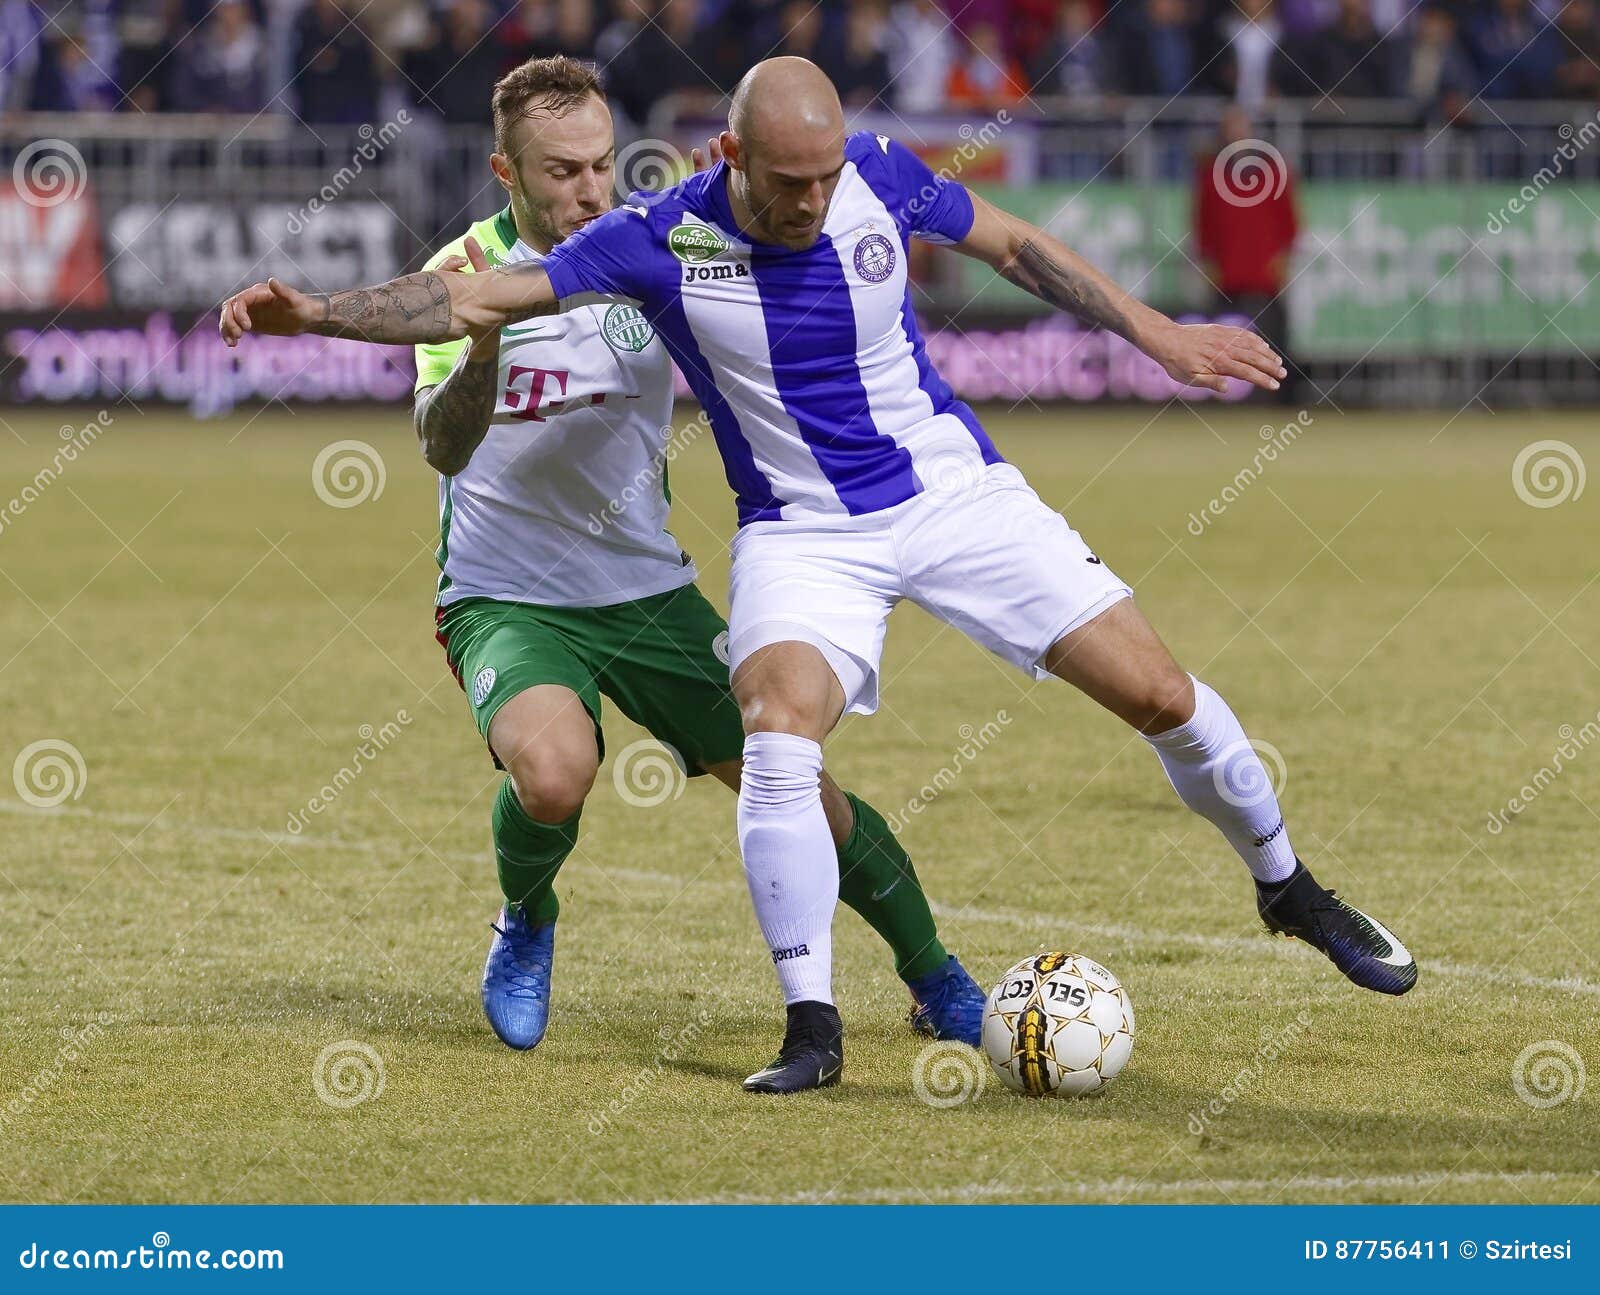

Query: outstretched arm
[218,262,558,348]
[954,191,1285,395]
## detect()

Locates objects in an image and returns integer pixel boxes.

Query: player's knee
[505,747,596,823]
[1131,671,1196,735]
[739,694,823,741]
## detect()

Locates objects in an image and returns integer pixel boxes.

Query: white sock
[1143,676,1297,883]
[737,732,837,1005]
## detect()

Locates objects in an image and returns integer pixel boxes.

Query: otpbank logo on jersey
[668,221,750,284]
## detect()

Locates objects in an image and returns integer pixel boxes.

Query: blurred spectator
[291,0,379,123]
[638,0,726,113]
[174,0,266,113]
[775,0,822,57]
[1392,4,1474,122]
[600,0,724,127]
[1218,0,1285,109]
[0,0,44,110]
[833,0,892,107]
[888,0,955,113]
[946,21,1029,110]
[1140,0,1195,98]
[1029,0,1111,102]
[1299,0,1387,99]
[1552,0,1600,99]
[404,0,502,125]
[1194,105,1299,396]
[1468,0,1560,99]
[594,0,651,123]
[497,0,595,68]
[119,0,179,112]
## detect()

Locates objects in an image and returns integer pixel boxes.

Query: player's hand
[690,136,723,172]
[437,238,499,359]
[437,235,490,275]
[1145,321,1285,395]
[218,277,324,347]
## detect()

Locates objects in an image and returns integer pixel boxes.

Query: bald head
[729,57,843,152]
[722,57,847,250]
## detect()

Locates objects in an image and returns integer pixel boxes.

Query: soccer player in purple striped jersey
[222,57,1418,1095]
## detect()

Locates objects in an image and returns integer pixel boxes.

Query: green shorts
[434,583,745,776]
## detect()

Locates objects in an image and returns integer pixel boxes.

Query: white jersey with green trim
[431,237,696,609]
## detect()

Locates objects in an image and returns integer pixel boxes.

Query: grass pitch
[1,402,1596,1205]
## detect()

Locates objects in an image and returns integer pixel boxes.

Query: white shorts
[727,463,1133,715]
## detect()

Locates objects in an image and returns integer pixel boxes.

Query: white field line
[931,899,1600,999]
[8,801,1600,999]
[668,1168,1582,1205]
[0,799,682,890]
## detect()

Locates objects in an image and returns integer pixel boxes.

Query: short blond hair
[491,56,605,154]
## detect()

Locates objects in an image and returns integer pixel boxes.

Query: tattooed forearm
[307,272,456,344]
[415,343,499,477]
[998,240,1137,341]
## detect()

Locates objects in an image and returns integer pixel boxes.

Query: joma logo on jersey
[667,223,730,264]
[682,261,749,284]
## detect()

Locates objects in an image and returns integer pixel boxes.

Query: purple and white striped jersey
[541,132,1005,526]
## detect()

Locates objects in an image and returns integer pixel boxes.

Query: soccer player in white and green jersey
[408,56,983,1055]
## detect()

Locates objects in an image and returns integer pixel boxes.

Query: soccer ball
[981,952,1135,1097]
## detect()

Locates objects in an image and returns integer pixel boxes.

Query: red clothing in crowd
[1193,152,1300,298]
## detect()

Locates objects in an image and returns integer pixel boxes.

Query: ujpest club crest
[853,233,896,283]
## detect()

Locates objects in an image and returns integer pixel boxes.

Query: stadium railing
[3,97,1598,407]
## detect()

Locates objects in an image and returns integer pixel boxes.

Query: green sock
[492,777,577,925]
[835,791,949,982]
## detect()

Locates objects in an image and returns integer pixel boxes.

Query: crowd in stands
[3,0,1597,124]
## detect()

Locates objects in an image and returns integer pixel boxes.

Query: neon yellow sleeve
[413,212,515,394]
[413,237,471,394]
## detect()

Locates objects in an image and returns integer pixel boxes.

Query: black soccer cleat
[743,1000,844,1094]
[1257,861,1418,996]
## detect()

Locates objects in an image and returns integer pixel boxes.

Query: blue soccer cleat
[905,955,986,1047]
[481,906,555,1049]
[1257,861,1417,996]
